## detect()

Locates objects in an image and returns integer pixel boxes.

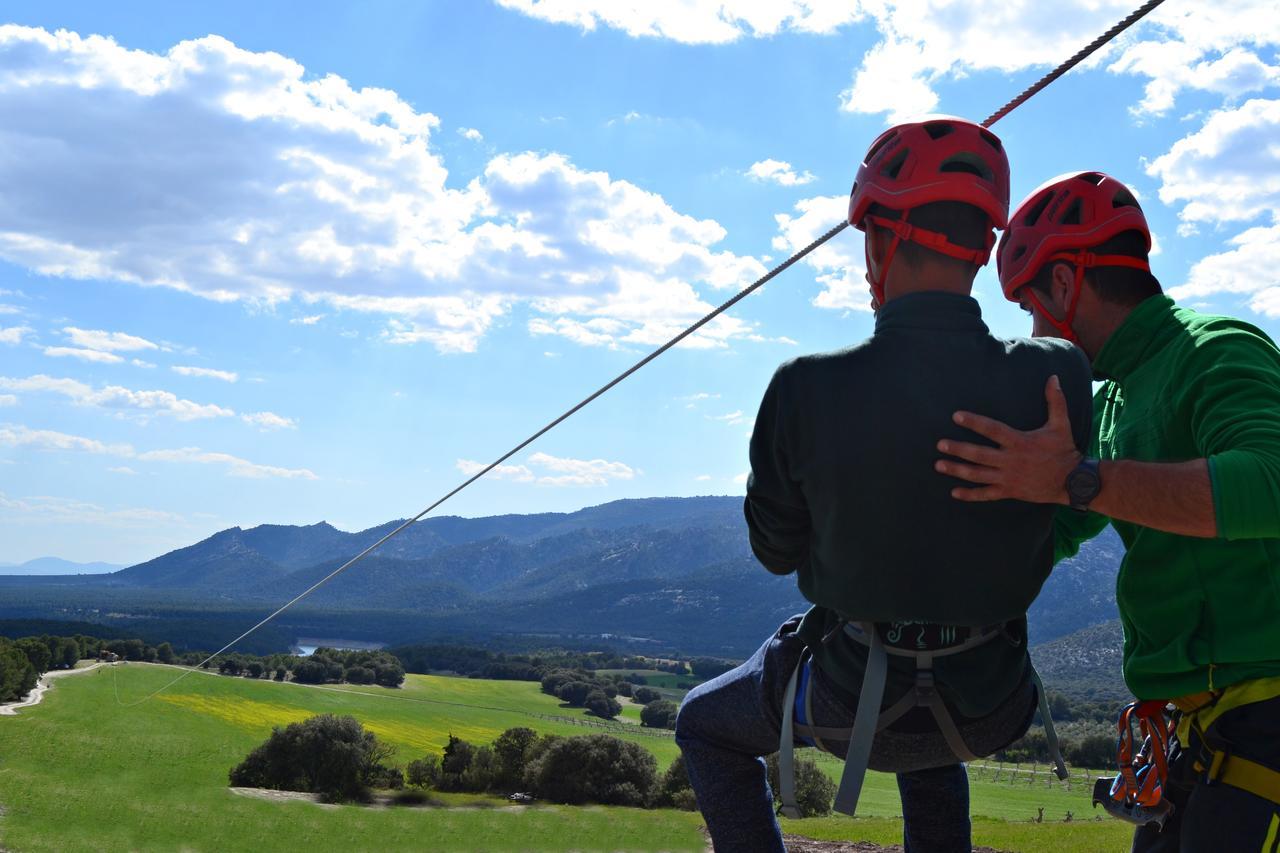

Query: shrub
[640,700,678,729]
[459,746,499,792]
[633,687,662,705]
[585,690,622,720]
[227,714,396,803]
[656,754,698,810]
[345,666,375,685]
[615,681,633,698]
[764,753,836,818]
[391,788,438,806]
[1066,734,1116,770]
[523,734,657,807]
[556,680,596,707]
[407,754,441,789]
[493,727,539,790]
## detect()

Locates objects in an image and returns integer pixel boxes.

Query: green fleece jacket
[1055,296,1280,699]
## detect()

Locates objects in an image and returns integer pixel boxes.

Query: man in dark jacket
[675,117,1093,853]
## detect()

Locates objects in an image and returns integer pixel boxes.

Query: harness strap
[1030,665,1069,779]
[833,624,889,817]
[1207,753,1280,805]
[777,650,805,820]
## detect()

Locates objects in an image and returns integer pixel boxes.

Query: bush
[459,746,499,792]
[585,690,622,720]
[345,666,375,685]
[656,754,698,810]
[493,727,539,790]
[556,680,596,707]
[523,734,657,807]
[391,788,438,806]
[690,658,735,679]
[1066,733,1116,770]
[615,681,633,698]
[633,687,662,705]
[764,753,836,818]
[227,714,396,803]
[640,700,678,730]
[407,754,441,789]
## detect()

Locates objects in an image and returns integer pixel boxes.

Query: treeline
[0,632,166,703]
[390,643,736,684]
[996,690,1128,769]
[204,647,405,689]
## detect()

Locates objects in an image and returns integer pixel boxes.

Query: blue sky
[0,1,1276,564]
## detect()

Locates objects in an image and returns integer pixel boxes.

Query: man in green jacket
[935,171,1280,851]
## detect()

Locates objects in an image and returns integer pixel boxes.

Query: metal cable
[981,0,1169,128]
[114,0,1173,706]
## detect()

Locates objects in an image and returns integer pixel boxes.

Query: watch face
[1067,466,1101,503]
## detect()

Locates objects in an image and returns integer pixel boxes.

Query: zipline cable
[114,0,1173,707]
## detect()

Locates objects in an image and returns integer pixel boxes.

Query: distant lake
[292,638,386,657]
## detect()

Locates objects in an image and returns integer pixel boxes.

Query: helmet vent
[865,132,898,163]
[1060,198,1084,226]
[1022,193,1053,227]
[1080,172,1106,186]
[1112,188,1140,209]
[923,121,955,140]
[941,152,992,182]
[979,129,1003,151]
[1012,246,1027,261]
[881,149,909,180]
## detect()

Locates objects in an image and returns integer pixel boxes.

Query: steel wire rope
[113,0,1174,708]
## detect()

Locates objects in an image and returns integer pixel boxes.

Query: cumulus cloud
[0,423,316,480]
[0,325,32,345]
[494,0,862,44]
[458,127,483,142]
[772,195,869,312]
[0,491,185,527]
[0,394,15,406]
[747,159,816,187]
[63,327,159,352]
[1169,224,1280,315]
[240,411,297,430]
[456,451,635,486]
[290,314,324,325]
[172,365,239,382]
[43,346,124,364]
[0,374,234,421]
[0,27,765,353]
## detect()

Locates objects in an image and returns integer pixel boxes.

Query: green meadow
[0,664,1132,851]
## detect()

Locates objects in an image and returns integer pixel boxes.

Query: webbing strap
[1031,665,1069,780]
[1213,754,1280,806]
[833,626,889,817]
[842,622,1004,658]
[777,652,805,820]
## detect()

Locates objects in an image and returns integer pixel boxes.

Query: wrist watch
[1066,457,1102,512]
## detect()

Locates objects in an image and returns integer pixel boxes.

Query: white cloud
[108,466,137,475]
[708,410,749,426]
[1146,98,1280,227]
[0,325,32,345]
[0,394,14,406]
[680,391,720,409]
[527,451,635,486]
[747,159,816,187]
[459,127,483,142]
[695,474,712,482]
[0,27,766,354]
[494,0,862,44]
[0,491,185,528]
[43,346,124,364]
[0,304,20,314]
[63,327,158,352]
[455,458,536,483]
[135,448,317,480]
[172,365,239,383]
[733,471,749,485]
[456,451,635,486]
[0,422,316,480]
[772,195,869,312]
[131,359,156,368]
[1169,224,1280,315]
[290,314,324,325]
[241,411,297,430]
[0,374,234,421]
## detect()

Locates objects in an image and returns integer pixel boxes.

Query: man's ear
[1046,262,1076,319]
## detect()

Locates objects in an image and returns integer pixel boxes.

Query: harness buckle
[915,669,936,703]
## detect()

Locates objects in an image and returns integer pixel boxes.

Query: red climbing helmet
[847,116,1010,303]
[997,171,1152,341]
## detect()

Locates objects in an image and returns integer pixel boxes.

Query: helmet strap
[864,212,994,306]
[1024,252,1151,344]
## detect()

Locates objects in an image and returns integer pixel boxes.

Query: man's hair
[1026,230,1162,307]
[865,200,991,274]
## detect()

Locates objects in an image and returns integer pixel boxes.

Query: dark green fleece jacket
[1054,296,1280,700]
[746,292,1092,718]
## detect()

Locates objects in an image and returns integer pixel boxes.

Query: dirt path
[0,662,105,716]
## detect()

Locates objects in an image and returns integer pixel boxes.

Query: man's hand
[935,375,1081,504]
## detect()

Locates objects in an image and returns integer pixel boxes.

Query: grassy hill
[0,664,1133,852]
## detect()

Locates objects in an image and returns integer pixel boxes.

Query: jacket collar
[1092,295,1178,382]
[874,291,988,335]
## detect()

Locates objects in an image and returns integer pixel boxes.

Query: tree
[523,734,657,807]
[1066,734,1116,770]
[556,680,596,707]
[615,681,633,698]
[656,754,698,810]
[155,642,176,665]
[53,637,80,669]
[633,687,662,705]
[16,638,51,675]
[274,667,288,681]
[407,754,441,789]
[0,641,37,703]
[765,753,836,818]
[246,661,265,679]
[460,746,499,792]
[493,727,539,790]
[585,690,622,720]
[345,666,375,685]
[227,714,395,803]
[640,700,679,730]
[438,734,476,791]
[690,658,735,679]
[291,659,329,684]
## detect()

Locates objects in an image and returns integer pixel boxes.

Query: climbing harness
[778,621,1066,818]
[115,0,1171,708]
[1092,700,1176,828]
